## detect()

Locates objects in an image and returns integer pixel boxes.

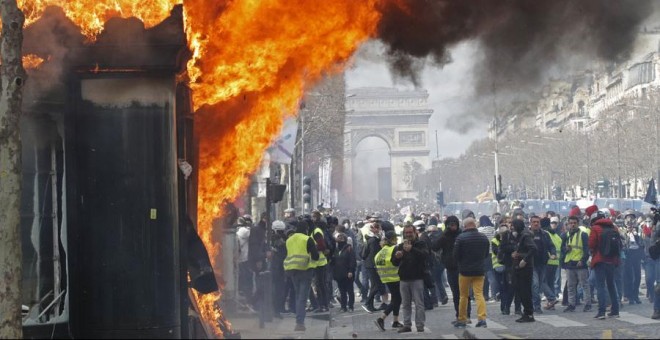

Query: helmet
[598,208,611,219]
[272,220,286,231]
[622,209,636,218]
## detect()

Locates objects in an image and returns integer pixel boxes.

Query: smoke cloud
[376,0,654,94]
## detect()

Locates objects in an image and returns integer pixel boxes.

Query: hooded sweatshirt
[432,215,461,271]
[512,219,537,269]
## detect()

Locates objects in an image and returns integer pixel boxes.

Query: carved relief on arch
[350,128,395,152]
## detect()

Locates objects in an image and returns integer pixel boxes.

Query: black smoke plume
[376,0,654,93]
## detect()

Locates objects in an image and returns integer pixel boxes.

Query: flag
[644,178,657,206]
[268,117,298,164]
[476,190,494,203]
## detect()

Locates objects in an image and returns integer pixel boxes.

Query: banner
[268,117,298,164]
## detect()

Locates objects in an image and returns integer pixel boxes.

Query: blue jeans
[623,254,642,301]
[433,262,448,301]
[613,262,624,304]
[543,264,558,302]
[532,264,547,309]
[594,263,619,315]
[588,268,596,300]
[290,269,314,325]
[645,258,657,301]
[554,265,562,298]
[486,269,500,300]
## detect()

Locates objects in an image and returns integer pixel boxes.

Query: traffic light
[302,176,312,206]
[436,191,444,206]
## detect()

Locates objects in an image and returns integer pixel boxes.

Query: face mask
[512,231,518,238]
[499,227,508,233]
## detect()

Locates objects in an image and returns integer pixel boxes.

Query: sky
[345,40,489,160]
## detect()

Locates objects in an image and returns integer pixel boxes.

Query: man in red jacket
[588,206,621,320]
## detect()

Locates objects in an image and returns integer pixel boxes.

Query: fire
[18,0,179,37]
[185,0,381,240]
[185,1,380,336]
[17,0,383,338]
[22,54,44,69]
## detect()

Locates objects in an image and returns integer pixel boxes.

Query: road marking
[616,312,660,325]
[483,319,507,329]
[601,329,612,339]
[534,315,586,327]
[441,334,459,339]
[499,334,523,339]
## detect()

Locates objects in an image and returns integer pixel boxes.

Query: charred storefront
[20,6,221,339]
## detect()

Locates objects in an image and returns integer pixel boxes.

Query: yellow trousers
[458,274,487,322]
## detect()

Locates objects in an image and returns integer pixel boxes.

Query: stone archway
[342,87,433,203]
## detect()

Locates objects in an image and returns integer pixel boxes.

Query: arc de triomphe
[343,87,432,202]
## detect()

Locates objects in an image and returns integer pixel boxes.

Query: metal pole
[50,144,61,314]
[617,122,622,198]
[289,161,295,209]
[300,114,305,215]
[435,130,439,159]
[266,177,272,241]
[655,108,660,194]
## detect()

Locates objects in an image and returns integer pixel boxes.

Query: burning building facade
[19,6,223,339]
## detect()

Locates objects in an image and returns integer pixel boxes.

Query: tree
[0,0,25,337]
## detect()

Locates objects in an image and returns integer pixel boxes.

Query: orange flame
[185,0,381,251]
[185,2,380,337]
[22,53,44,69]
[18,0,180,37]
[17,0,383,338]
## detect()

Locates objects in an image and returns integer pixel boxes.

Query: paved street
[329,299,659,339]
[329,290,660,339]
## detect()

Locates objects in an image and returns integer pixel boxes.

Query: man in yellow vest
[561,215,592,313]
[284,222,320,332]
[308,215,330,313]
[544,216,563,310]
[374,231,403,331]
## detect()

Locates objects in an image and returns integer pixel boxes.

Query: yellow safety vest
[579,226,591,236]
[284,233,312,271]
[375,245,399,283]
[309,227,327,268]
[547,232,562,266]
[565,230,585,263]
[491,237,503,269]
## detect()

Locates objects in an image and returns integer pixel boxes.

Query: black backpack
[599,226,622,258]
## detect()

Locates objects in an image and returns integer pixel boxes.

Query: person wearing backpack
[588,207,621,319]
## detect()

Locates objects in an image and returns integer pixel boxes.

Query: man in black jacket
[529,215,557,314]
[493,219,518,315]
[511,219,538,323]
[392,224,429,333]
[453,217,490,328]
[432,216,471,323]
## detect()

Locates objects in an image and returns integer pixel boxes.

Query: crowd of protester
[235,203,660,332]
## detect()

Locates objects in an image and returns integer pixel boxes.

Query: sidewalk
[229,310,331,339]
